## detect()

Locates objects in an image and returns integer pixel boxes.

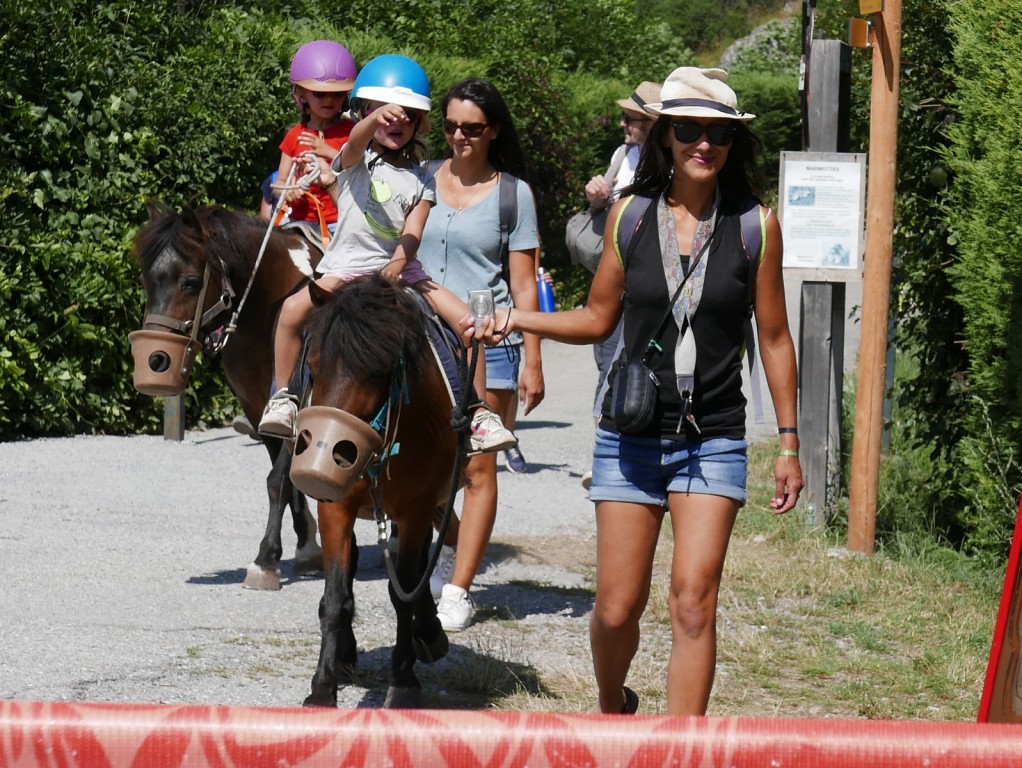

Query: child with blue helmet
[259,55,516,455]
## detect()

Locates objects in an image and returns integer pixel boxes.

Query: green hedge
[943,0,1022,559]
[0,1,707,439]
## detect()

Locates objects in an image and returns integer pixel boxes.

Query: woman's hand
[518,362,545,415]
[770,454,804,515]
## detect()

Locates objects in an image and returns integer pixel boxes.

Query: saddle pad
[407,289,465,406]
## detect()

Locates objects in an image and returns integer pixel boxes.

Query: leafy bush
[0,0,697,438]
[941,0,1022,558]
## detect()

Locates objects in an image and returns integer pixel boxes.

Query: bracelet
[777,427,798,434]
[322,175,338,190]
[779,449,799,458]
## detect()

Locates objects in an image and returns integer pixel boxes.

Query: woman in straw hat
[484,67,802,714]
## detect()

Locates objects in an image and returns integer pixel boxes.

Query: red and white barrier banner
[979,494,1022,722]
[3,700,1022,767]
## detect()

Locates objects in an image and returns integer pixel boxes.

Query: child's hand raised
[368,103,414,127]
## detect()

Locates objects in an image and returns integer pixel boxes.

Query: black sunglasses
[671,121,737,146]
[622,113,652,125]
[308,90,342,99]
[442,119,489,138]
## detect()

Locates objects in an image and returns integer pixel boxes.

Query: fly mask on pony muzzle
[128,329,200,396]
[290,406,385,502]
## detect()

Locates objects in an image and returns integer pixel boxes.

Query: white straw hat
[644,67,755,122]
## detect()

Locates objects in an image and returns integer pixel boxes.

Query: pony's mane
[307,274,430,385]
[134,203,267,281]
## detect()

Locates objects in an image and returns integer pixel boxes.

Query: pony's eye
[181,275,203,294]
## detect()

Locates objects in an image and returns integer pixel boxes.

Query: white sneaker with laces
[430,544,456,601]
[469,409,517,453]
[436,583,474,632]
[258,388,298,438]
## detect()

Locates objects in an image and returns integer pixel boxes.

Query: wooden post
[800,282,845,525]
[848,0,902,554]
[796,39,852,524]
[163,394,185,442]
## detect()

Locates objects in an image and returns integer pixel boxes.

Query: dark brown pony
[131,202,322,589]
[295,274,461,708]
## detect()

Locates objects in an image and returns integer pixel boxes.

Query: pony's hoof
[384,686,422,709]
[413,630,449,664]
[303,692,337,708]
[242,563,281,591]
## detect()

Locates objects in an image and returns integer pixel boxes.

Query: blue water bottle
[537,267,556,312]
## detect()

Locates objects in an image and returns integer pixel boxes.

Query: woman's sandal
[621,686,639,714]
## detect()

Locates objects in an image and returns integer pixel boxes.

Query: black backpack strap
[738,197,769,424]
[497,173,518,285]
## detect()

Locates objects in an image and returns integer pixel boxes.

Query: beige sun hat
[644,67,755,122]
[617,81,662,114]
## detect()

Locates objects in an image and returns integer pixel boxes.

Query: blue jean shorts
[485,342,520,391]
[589,428,748,507]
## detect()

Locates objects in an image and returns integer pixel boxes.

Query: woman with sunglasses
[484,67,802,714]
[417,78,546,632]
[274,40,358,234]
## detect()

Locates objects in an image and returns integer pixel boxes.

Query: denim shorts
[589,428,747,507]
[485,342,521,390]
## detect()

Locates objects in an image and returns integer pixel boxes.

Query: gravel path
[0,341,776,709]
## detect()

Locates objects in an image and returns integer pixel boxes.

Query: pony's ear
[180,205,200,231]
[145,199,173,222]
[308,281,332,307]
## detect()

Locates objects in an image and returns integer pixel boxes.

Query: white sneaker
[258,389,298,438]
[436,583,474,632]
[469,409,517,453]
[430,544,456,600]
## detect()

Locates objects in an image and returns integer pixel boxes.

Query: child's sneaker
[469,408,517,453]
[504,445,528,474]
[436,583,475,632]
[258,389,298,438]
[430,544,456,600]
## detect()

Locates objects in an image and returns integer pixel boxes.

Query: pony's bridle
[150,260,235,349]
[128,258,235,396]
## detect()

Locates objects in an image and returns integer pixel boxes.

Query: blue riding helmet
[351,54,431,114]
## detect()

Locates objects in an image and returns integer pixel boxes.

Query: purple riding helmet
[289,40,357,110]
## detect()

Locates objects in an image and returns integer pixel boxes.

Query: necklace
[445,165,496,213]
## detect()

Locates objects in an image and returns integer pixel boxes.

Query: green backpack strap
[497,172,519,285]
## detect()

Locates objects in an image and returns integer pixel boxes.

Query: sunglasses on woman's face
[671,121,737,146]
[442,119,489,138]
[622,113,652,125]
[308,91,341,99]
